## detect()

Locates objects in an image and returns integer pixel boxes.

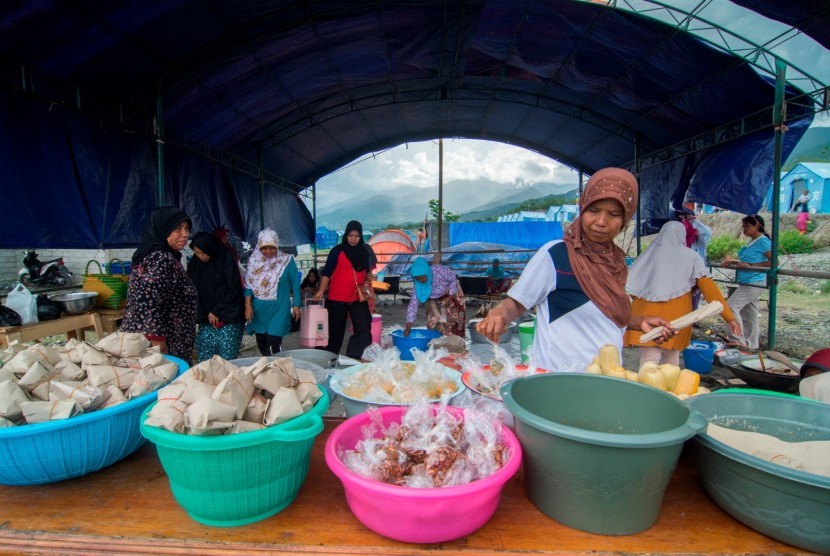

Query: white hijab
[626,221,709,301]
[244,229,291,300]
[799,373,830,404]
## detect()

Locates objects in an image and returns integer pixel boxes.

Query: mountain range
[314,178,577,230]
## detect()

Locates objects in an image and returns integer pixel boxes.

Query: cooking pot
[718,354,802,393]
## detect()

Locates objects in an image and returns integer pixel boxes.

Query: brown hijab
[564,167,639,327]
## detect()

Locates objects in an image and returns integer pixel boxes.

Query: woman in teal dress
[244,229,302,355]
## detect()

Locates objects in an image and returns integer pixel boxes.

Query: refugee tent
[368,230,416,272]
[449,222,563,250]
[765,163,830,213]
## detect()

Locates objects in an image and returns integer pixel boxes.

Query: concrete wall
[0,248,136,287]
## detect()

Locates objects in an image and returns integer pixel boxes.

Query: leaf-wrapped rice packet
[21,400,82,424]
[99,385,127,409]
[154,382,187,407]
[95,331,151,358]
[152,359,179,382]
[0,340,27,365]
[242,392,268,423]
[59,337,85,364]
[49,381,111,411]
[172,374,215,404]
[116,357,142,371]
[293,368,322,410]
[211,368,255,419]
[184,398,236,434]
[251,357,300,396]
[80,342,117,368]
[55,359,85,381]
[263,387,304,426]
[229,420,266,434]
[19,360,58,401]
[4,350,46,376]
[0,380,30,421]
[0,368,16,383]
[26,343,63,366]
[144,399,188,433]
[188,355,238,387]
[138,351,166,370]
[125,367,170,399]
[86,364,135,390]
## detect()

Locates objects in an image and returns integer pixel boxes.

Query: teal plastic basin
[500,373,706,535]
[687,393,830,553]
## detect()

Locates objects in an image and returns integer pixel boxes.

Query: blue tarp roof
[383,242,537,277]
[0,1,825,247]
[450,222,563,250]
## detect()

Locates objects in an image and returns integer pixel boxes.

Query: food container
[325,405,522,543]
[687,393,830,553]
[719,354,802,392]
[140,387,330,527]
[329,363,466,417]
[0,356,188,485]
[467,318,516,344]
[50,291,99,315]
[501,373,706,535]
[390,328,441,360]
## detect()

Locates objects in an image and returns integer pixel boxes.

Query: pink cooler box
[300,304,329,347]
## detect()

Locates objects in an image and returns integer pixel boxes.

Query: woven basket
[81,260,128,309]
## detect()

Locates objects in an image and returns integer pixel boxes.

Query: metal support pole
[768,59,787,348]
[312,182,318,265]
[155,91,165,204]
[634,134,642,255]
[437,138,444,259]
[257,146,265,230]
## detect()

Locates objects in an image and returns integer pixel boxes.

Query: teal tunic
[245,258,301,336]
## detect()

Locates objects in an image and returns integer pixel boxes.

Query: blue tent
[449,222,563,250]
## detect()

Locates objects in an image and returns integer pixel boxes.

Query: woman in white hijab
[244,229,302,355]
[624,221,741,367]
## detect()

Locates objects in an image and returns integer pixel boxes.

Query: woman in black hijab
[187,232,246,362]
[121,206,198,363]
[312,220,377,358]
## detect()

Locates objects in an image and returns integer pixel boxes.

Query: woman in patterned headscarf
[476,167,674,372]
[121,206,198,363]
[244,229,302,356]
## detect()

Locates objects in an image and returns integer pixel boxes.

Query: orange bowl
[371,280,390,291]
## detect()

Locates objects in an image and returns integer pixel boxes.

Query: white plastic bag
[4,284,38,325]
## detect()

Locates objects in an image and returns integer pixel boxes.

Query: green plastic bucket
[140,387,329,527]
[518,320,535,364]
[500,374,706,535]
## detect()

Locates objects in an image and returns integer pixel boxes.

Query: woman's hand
[636,316,676,344]
[208,312,219,326]
[403,323,412,337]
[477,298,526,343]
[312,289,324,302]
[291,306,301,321]
[727,319,742,338]
[244,296,253,322]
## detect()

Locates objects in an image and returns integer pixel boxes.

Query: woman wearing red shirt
[313,220,377,359]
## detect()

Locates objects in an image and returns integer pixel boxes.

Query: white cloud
[316,139,575,206]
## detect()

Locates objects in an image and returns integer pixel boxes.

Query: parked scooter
[18,250,73,287]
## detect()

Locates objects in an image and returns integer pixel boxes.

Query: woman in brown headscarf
[476,167,673,372]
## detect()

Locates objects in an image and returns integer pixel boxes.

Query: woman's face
[192,246,210,263]
[742,220,761,238]
[414,275,428,283]
[260,245,277,259]
[346,230,361,246]
[581,199,625,244]
[166,222,190,251]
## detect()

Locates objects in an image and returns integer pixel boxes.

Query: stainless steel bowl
[468,318,516,344]
[50,292,99,315]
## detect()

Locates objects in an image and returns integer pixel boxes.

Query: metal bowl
[719,355,802,392]
[468,318,516,344]
[50,292,99,315]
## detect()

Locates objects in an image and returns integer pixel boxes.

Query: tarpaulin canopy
[450,222,564,250]
[0,1,827,248]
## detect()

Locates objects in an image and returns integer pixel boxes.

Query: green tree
[428,199,460,222]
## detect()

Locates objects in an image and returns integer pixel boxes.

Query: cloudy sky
[315,139,580,209]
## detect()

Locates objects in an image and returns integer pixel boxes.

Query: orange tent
[368,229,416,272]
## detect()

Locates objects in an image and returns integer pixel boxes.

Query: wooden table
[0,419,806,556]
[0,311,103,348]
[96,308,126,335]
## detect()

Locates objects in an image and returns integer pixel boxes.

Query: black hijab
[187,232,245,324]
[132,207,192,265]
[340,220,371,271]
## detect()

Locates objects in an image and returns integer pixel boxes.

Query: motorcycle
[18,250,73,287]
